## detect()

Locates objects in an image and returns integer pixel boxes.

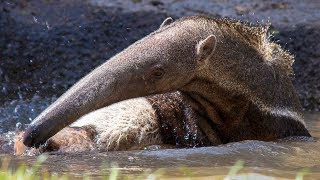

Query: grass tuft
[0,156,312,179]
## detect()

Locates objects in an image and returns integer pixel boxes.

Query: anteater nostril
[22,134,32,147]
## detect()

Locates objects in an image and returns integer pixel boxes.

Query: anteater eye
[151,67,165,79]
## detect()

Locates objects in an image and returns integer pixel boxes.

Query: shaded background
[1,0,319,132]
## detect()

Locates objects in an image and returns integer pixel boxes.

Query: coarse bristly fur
[17,15,311,154]
[70,97,162,151]
[215,17,294,76]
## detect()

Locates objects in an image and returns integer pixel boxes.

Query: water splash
[0,95,56,133]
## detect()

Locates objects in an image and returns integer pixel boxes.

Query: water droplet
[2,86,7,93]
[184,135,189,140]
[128,156,134,161]
[14,105,20,113]
[144,145,161,151]
[193,135,197,140]
[33,16,38,23]
[16,122,22,129]
[18,92,23,100]
[46,21,50,30]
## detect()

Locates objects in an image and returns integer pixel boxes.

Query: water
[0,97,319,179]
[1,0,319,178]
[0,95,57,134]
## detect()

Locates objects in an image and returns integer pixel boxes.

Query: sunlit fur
[71,98,162,151]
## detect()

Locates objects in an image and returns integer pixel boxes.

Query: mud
[0,0,167,101]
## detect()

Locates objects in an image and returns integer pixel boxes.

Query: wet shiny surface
[0,113,319,179]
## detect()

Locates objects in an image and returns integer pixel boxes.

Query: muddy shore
[0,0,319,131]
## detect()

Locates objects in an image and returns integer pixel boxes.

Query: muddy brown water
[0,112,319,179]
[1,0,320,178]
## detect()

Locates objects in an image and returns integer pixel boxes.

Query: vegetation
[0,155,311,180]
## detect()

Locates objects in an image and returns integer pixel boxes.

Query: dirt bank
[0,0,167,101]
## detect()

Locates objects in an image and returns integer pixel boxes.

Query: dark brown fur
[144,16,310,146]
[147,91,310,147]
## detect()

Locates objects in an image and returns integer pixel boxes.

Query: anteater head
[23,17,219,147]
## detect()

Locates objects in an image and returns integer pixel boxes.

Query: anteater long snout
[23,55,147,147]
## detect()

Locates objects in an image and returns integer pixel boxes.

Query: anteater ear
[196,35,217,61]
[160,17,173,28]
